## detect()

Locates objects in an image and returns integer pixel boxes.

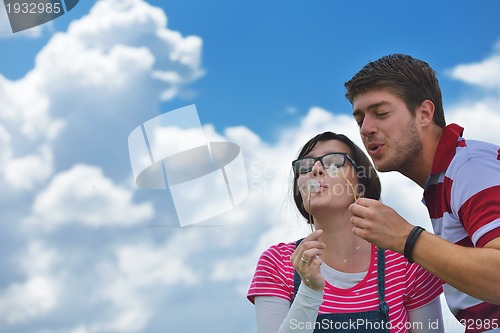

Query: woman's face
[296,140,360,213]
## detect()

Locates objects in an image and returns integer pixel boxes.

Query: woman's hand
[290,230,326,291]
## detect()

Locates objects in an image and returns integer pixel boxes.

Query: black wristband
[404,226,425,263]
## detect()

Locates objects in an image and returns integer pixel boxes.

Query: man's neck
[407,126,443,188]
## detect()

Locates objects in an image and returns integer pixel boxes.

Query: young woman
[248,132,444,333]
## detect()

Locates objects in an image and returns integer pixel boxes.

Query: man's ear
[417,100,435,128]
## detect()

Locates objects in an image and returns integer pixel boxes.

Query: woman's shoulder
[260,240,297,260]
[383,249,408,264]
[382,249,413,274]
[254,240,298,278]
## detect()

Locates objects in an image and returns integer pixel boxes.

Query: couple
[248,54,500,332]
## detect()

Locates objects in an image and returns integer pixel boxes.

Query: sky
[1,0,500,332]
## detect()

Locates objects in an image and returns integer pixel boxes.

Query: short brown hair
[344,54,446,128]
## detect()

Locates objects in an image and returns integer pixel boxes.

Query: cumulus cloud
[1,1,205,331]
[81,233,204,333]
[0,124,12,171]
[49,0,204,98]
[446,42,500,144]
[447,97,500,144]
[0,0,204,191]
[0,73,63,190]
[0,277,60,325]
[25,164,154,231]
[448,54,500,90]
[0,242,61,325]
[4,145,53,190]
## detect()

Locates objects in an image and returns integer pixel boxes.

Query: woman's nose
[311,160,325,176]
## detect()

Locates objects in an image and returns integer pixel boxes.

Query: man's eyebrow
[352,101,391,117]
[352,109,362,118]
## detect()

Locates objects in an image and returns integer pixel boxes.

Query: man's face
[351,89,422,174]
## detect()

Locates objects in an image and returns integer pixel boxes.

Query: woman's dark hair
[292,132,381,222]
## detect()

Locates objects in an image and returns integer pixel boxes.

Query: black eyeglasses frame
[292,152,358,175]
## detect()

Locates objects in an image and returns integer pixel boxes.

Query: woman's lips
[310,184,328,194]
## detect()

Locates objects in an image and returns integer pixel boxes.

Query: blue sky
[1,0,500,332]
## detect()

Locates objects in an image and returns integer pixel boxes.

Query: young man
[344,54,500,333]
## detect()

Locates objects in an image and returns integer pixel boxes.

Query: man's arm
[349,198,500,304]
[412,230,500,304]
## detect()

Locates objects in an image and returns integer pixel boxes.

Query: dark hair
[292,132,381,221]
[344,54,446,128]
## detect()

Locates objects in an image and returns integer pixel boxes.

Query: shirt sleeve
[407,296,444,333]
[254,283,323,333]
[451,152,500,247]
[404,262,443,311]
[248,243,295,304]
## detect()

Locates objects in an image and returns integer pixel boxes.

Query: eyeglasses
[292,152,358,175]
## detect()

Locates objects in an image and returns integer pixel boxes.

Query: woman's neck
[313,208,372,273]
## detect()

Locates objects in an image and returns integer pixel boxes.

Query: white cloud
[446,45,500,145]
[0,73,63,190]
[0,73,64,140]
[0,277,60,325]
[151,126,207,159]
[448,54,500,90]
[0,124,12,170]
[0,242,61,325]
[1,1,206,330]
[446,97,500,145]
[62,0,204,95]
[25,164,154,231]
[90,238,200,333]
[0,0,204,192]
[19,241,61,275]
[4,145,53,190]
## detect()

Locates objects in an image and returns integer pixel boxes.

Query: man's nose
[360,116,376,138]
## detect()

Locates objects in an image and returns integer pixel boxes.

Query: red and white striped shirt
[423,123,500,332]
[247,242,442,333]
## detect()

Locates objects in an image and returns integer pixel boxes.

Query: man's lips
[367,143,384,156]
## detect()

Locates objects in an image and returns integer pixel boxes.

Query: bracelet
[404,226,425,263]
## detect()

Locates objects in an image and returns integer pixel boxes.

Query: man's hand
[349,198,414,253]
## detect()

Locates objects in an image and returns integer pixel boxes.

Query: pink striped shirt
[248,242,442,333]
[423,123,500,332]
